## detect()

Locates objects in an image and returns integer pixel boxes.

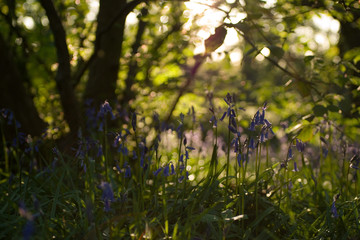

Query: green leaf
[268,45,284,59]
[304,55,315,63]
[313,105,328,117]
[297,125,314,142]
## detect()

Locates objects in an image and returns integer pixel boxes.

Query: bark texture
[0,33,46,136]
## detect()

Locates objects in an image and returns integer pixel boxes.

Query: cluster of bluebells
[1,108,21,128]
[74,132,102,173]
[282,138,305,171]
[248,102,275,144]
[97,101,116,131]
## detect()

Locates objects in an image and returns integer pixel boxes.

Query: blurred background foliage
[0,0,359,143]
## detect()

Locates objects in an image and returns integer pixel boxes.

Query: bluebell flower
[170,163,175,175]
[163,165,170,177]
[153,167,163,176]
[183,137,187,146]
[99,182,115,212]
[259,110,265,125]
[210,116,217,127]
[179,154,184,164]
[125,165,131,178]
[249,120,255,131]
[18,202,35,240]
[287,148,293,159]
[254,110,260,125]
[98,101,115,120]
[331,201,339,218]
[249,138,255,149]
[186,146,195,151]
[322,147,328,158]
[97,144,103,157]
[220,111,227,121]
[23,220,35,240]
[264,119,271,127]
[237,154,242,167]
[296,139,305,153]
[178,175,185,183]
[228,125,237,134]
[292,161,299,172]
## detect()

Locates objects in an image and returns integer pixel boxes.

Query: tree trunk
[0,33,46,136]
[84,0,128,106]
[40,0,82,134]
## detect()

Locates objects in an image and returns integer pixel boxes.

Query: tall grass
[0,96,359,239]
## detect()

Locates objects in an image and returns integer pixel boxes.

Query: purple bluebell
[249,138,255,149]
[179,154,184,164]
[287,148,293,159]
[228,125,237,134]
[18,202,35,240]
[97,145,103,157]
[249,121,255,131]
[296,139,305,153]
[292,162,299,172]
[125,165,131,178]
[183,137,187,146]
[99,182,115,212]
[153,167,163,176]
[254,110,260,125]
[170,163,175,175]
[186,146,195,151]
[209,115,217,128]
[331,201,339,218]
[264,119,271,127]
[98,101,115,120]
[23,220,35,240]
[322,147,328,158]
[220,111,227,121]
[237,154,242,167]
[163,165,170,177]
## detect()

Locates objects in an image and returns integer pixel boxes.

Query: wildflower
[124,162,131,178]
[292,161,299,172]
[170,163,175,175]
[97,144,103,157]
[228,125,237,134]
[153,167,163,176]
[98,100,115,120]
[209,115,217,128]
[287,148,293,159]
[331,194,340,218]
[296,139,305,153]
[331,201,339,218]
[99,182,115,212]
[19,202,35,240]
[237,154,242,167]
[249,138,255,149]
[249,120,255,131]
[163,164,170,177]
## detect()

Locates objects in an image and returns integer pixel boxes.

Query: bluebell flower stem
[225,118,231,202]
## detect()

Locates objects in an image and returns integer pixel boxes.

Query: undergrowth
[0,94,359,239]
